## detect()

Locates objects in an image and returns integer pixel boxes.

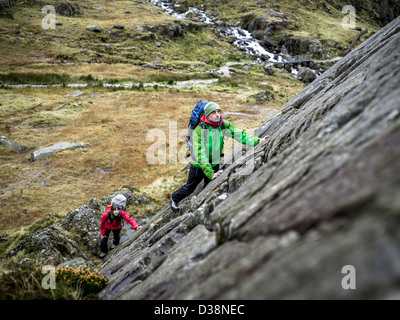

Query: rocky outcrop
[6,219,92,266]
[99,16,400,299]
[282,36,326,58]
[56,2,81,17]
[5,190,147,268]
[59,198,105,256]
[296,67,317,83]
[6,199,105,266]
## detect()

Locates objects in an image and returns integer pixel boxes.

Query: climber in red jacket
[100,194,142,258]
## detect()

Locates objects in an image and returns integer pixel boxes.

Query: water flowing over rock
[98,17,400,300]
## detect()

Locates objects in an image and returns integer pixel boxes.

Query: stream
[147,0,346,79]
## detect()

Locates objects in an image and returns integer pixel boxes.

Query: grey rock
[263,66,275,75]
[97,17,400,300]
[113,24,125,30]
[102,190,140,207]
[0,135,26,152]
[6,198,106,266]
[61,198,105,254]
[86,25,102,33]
[297,67,317,83]
[6,224,90,265]
[31,142,88,161]
[66,90,84,97]
[56,2,81,17]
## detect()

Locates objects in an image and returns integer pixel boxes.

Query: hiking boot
[99,252,107,258]
[170,198,179,212]
[110,244,117,250]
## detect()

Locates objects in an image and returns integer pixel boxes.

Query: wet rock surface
[98,17,400,299]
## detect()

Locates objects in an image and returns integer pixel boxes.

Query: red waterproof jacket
[100,205,139,236]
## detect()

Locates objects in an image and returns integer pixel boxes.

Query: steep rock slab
[99,17,400,299]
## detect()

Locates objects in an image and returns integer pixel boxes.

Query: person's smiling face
[208,109,221,123]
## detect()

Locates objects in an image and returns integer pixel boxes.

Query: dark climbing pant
[171,164,219,204]
[100,229,121,253]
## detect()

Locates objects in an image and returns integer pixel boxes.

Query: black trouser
[171,164,219,204]
[100,229,121,253]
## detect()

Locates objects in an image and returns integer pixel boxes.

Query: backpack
[186,100,225,159]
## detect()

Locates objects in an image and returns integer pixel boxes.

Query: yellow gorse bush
[55,265,108,296]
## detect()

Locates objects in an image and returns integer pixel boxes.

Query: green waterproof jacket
[192,117,260,180]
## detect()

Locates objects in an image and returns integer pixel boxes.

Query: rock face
[296,67,317,83]
[99,17,400,300]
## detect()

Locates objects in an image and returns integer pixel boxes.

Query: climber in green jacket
[171,101,269,212]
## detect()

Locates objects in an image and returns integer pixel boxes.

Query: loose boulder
[31,142,88,161]
[56,2,81,16]
[98,16,400,300]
